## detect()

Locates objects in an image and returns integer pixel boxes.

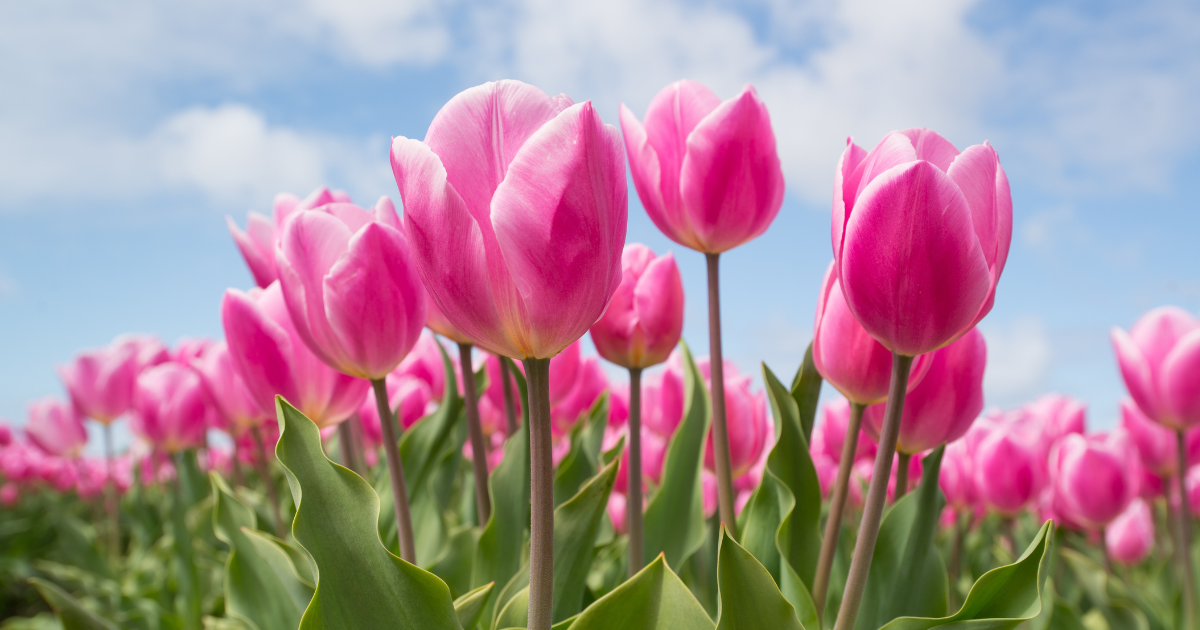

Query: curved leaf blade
[454,582,495,630]
[715,527,804,630]
[788,344,822,444]
[29,578,119,630]
[568,554,715,630]
[553,452,622,622]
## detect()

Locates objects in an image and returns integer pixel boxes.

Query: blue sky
[2,0,1199,445]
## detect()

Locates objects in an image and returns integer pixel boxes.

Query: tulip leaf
[582,392,611,466]
[30,578,119,630]
[566,554,715,630]
[211,473,312,630]
[491,567,531,630]
[454,582,495,630]
[495,586,530,630]
[878,520,1055,629]
[552,451,622,622]
[1059,548,1152,630]
[274,396,461,629]
[855,446,949,630]
[554,422,597,507]
[473,421,531,625]
[431,525,481,599]
[714,526,804,630]
[643,341,710,570]
[789,344,822,444]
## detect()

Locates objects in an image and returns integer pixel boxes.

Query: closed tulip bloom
[590,244,684,369]
[549,340,583,406]
[1051,431,1140,529]
[395,332,448,400]
[227,187,347,288]
[392,80,627,361]
[113,334,171,372]
[619,80,784,254]
[172,337,215,364]
[863,327,986,454]
[192,342,267,437]
[1106,499,1154,565]
[833,129,1012,357]
[25,397,88,459]
[812,398,876,463]
[813,262,932,404]
[58,343,140,424]
[1025,393,1086,447]
[614,428,668,494]
[130,363,209,454]
[222,282,369,429]
[1122,397,1180,476]
[974,428,1043,516]
[939,438,975,510]
[276,197,427,380]
[1112,306,1200,430]
[642,366,685,437]
[551,357,609,435]
[699,363,769,479]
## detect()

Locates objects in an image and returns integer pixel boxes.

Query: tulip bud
[619,80,784,254]
[939,438,975,510]
[25,397,88,459]
[1112,306,1200,430]
[974,425,1043,516]
[58,341,141,424]
[130,363,209,454]
[832,130,1012,356]
[1050,431,1140,529]
[191,342,267,438]
[1105,499,1154,565]
[696,358,769,479]
[590,244,684,369]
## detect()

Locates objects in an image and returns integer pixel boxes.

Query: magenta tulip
[939,438,975,510]
[1187,465,1200,515]
[1122,397,1180,476]
[551,357,609,436]
[191,342,267,437]
[113,334,171,373]
[391,80,627,361]
[1112,307,1200,431]
[227,187,348,288]
[590,244,684,369]
[395,332,448,400]
[1106,498,1154,565]
[58,342,139,424]
[863,327,986,455]
[221,282,369,429]
[698,359,769,479]
[25,397,88,459]
[832,130,1012,357]
[619,80,783,254]
[130,363,209,454]
[811,399,876,464]
[642,367,685,437]
[973,424,1044,516]
[359,376,433,441]
[1050,431,1140,529]
[0,423,11,447]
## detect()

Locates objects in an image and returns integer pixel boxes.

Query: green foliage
[789,343,823,444]
[566,555,715,630]
[714,527,804,630]
[29,579,117,630]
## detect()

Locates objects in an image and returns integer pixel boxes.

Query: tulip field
[1,80,1196,630]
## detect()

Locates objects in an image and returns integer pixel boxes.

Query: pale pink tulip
[25,397,88,459]
[191,342,268,437]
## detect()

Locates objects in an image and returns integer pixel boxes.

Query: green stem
[833,352,914,630]
[705,252,737,539]
[459,342,492,524]
[523,358,554,630]
[895,452,911,501]
[372,377,416,563]
[628,367,644,576]
[812,401,866,624]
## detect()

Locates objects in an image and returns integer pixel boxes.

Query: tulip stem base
[251,426,286,538]
[834,352,914,630]
[705,252,738,539]
[1178,430,1197,630]
[103,424,120,560]
[812,401,866,623]
[524,358,554,630]
[500,357,519,436]
[372,378,417,564]
[628,367,645,577]
[895,452,911,501]
[459,343,492,525]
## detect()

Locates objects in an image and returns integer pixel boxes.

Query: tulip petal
[679,86,784,253]
[227,213,277,288]
[632,252,685,367]
[392,136,518,357]
[1111,326,1162,425]
[276,210,356,372]
[850,131,920,202]
[424,80,566,221]
[831,139,867,269]
[898,128,959,172]
[491,101,628,358]
[373,196,403,231]
[324,223,427,379]
[1130,306,1199,382]
[1161,329,1200,429]
[840,160,990,355]
[221,288,298,414]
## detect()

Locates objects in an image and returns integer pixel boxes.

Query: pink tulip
[614,428,669,494]
[25,397,88,459]
[974,427,1043,516]
[1112,306,1200,431]
[391,80,628,360]
[0,482,17,506]
[697,358,769,479]
[113,334,171,372]
[1186,465,1200,515]
[221,282,369,428]
[358,375,434,444]
[58,342,140,424]
[1025,393,1086,446]
[590,244,684,369]
[814,454,838,498]
[619,80,784,254]
[395,332,448,400]
[173,337,216,365]
[863,328,986,454]
[642,367,685,437]
[832,129,1012,357]
[0,423,11,447]
[549,341,583,407]
[227,187,347,288]
[812,262,932,405]
[478,352,523,436]
[1105,499,1154,565]
[1050,431,1140,529]
[130,363,209,454]
[276,197,427,380]
[811,398,876,463]
[607,492,628,534]
[939,438,976,510]
[551,357,609,435]
[1122,397,1180,476]
[191,342,268,437]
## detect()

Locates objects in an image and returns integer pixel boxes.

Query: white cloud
[301,0,450,66]
[980,316,1052,402]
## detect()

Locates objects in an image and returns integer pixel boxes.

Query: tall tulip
[25,397,88,459]
[620,80,783,538]
[1106,498,1154,566]
[273,195,428,561]
[130,363,208,454]
[1112,306,1200,621]
[391,80,627,630]
[831,128,1012,630]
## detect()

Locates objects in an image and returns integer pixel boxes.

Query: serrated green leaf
[454,582,495,630]
[567,554,715,630]
[856,446,949,630]
[553,453,621,622]
[211,473,312,630]
[788,344,822,444]
[715,527,803,630]
[879,520,1055,629]
[29,578,118,630]
[274,396,461,629]
[643,342,710,570]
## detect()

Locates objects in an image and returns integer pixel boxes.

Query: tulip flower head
[130,363,209,454]
[1112,306,1200,431]
[25,397,88,459]
[832,129,1012,357]
[191,342,267,437]
[392,80,628,360]
[1050,431,1140,530]
[1121,397,1180,476]
[227,187,350,288]
[696,357,769,479]
[811,398,876,463]
[58,341,140,424]
[619,80,784,254]
[590,243,684,369]
[1105,498,1154,565]
[973,424,1043,516]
